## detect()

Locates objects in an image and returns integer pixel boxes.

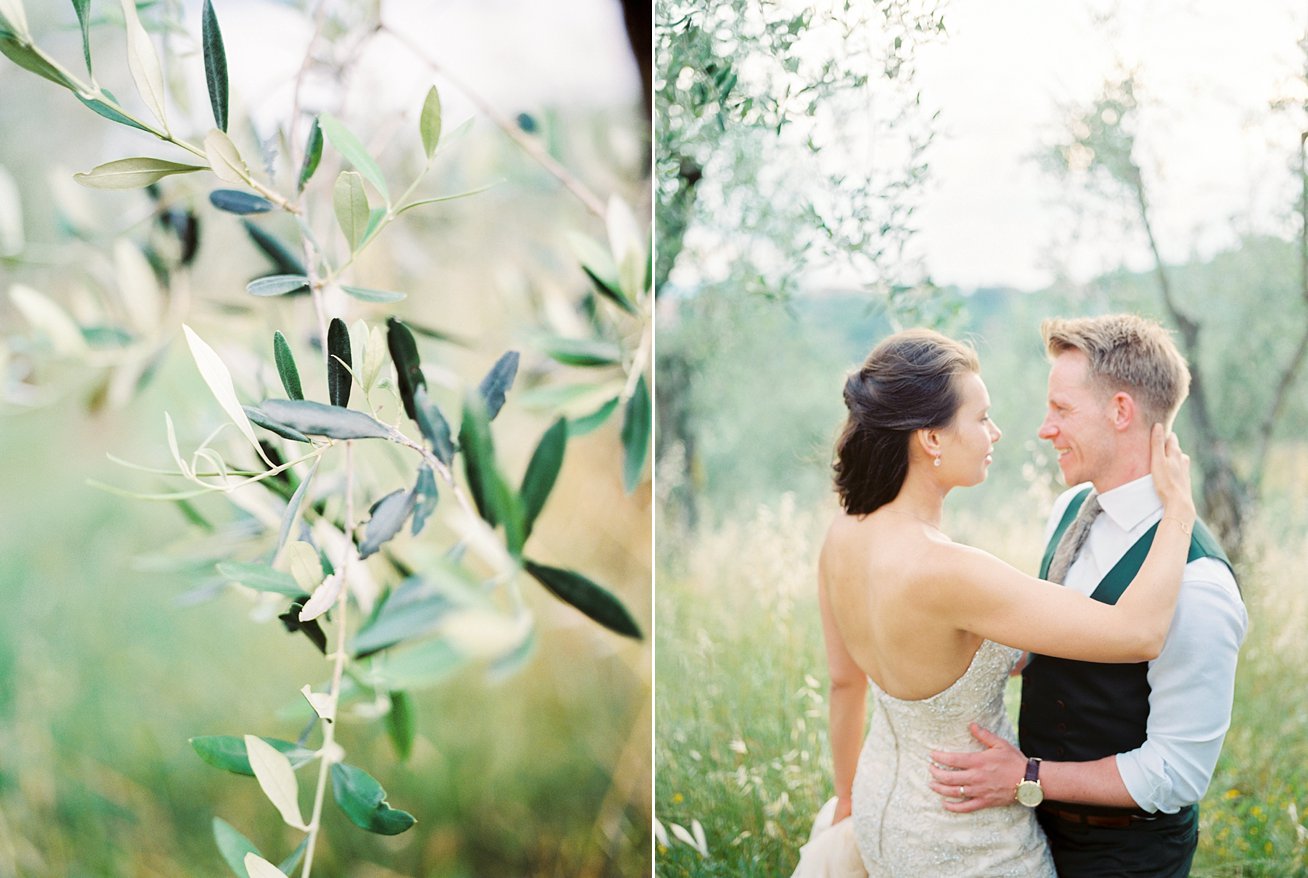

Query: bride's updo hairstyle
[834,329,980,515]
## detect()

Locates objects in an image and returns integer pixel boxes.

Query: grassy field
[654,494,1308,878]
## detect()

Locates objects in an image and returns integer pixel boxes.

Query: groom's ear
[1109,391,1137,432]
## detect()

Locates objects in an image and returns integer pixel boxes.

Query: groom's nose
[1037,418,1057,440]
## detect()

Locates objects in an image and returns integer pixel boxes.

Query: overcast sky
[911,0,1307,291]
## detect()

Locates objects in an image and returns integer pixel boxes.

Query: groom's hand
[927,723,1027,813]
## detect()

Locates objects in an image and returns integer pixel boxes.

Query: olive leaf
[246,274,309,297]
[272,331,303,400]
[342,284,405,303]
[201,0,228,132]
[212,817,261,878]
[320,114,389,203]
[520,419,567,539]
[419,84,442,159]
[182,324,271,465]
[333,170,368,251]
[73,157,205,190]
[119,0,168,128]
[205,129,249,185]
[210,190,273,215]
[190,735,316,776]
[478,350,519,421]
[386,317,424,420]
[523,560,642,639]
[386,691,416,761]
[244,221,306,275]
[330,763,416,835]
[358,487,416,559]
[621,373,650,493]
[71,0,92,75]
[258,399,391,441]
[297,117,322,192]
[327,317,352,408]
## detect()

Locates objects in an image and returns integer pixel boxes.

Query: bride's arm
[819,557,867,824]
[931,426,1196,663]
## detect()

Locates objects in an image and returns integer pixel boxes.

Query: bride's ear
[913,427,942,462]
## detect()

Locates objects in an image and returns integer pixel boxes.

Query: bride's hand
[1150,423,1195,526]
[833,795,853,824]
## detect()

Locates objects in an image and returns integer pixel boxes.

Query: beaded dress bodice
[850,639,1055,877]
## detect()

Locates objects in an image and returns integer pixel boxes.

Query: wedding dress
[793,640,1054,878]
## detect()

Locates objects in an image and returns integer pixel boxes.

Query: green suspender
[1038,486,1093,580]
[1089,518,1233,605]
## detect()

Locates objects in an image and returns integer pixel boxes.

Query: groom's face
[1038,350,1117,487]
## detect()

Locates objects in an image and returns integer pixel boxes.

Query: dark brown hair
[833,329,979,515]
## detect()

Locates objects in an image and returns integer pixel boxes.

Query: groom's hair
[1042,314,1190,428]
[834,329,979,516]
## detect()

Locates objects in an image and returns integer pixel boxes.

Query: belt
[1038,804,1156,829]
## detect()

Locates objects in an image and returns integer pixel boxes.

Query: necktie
[1046,493,1101,584]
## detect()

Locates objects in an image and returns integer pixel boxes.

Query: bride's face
[938,372,1001,486]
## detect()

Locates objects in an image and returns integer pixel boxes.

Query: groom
[931,314,1247,876]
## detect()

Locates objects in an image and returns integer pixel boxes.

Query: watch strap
[1024,757,1042,783]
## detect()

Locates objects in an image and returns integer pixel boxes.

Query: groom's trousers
[1037,804,1198,878]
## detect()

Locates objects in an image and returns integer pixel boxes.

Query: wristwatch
[1015,757,1044,807]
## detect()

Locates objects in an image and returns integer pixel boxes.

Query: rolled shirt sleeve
[1115,559,1248,813]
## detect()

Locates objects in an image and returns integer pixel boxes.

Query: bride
[794,329,1195,877]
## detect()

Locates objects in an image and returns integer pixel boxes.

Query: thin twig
[379,22,607,219]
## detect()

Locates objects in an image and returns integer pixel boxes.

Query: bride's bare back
[820,509,984,701]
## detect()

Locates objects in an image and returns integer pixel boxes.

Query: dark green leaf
[190,735,316,776]
[330,763,416,835]
[386,317,425,421]
[458,393,522,551]
[279,594,327,654]
[412,385,454,465]
[273,330,303,400]
[478,350,519,421]
[419,84,442,159]
[620,374,650,492]
[210,189,272,214]
[76,92,152,132]
[215,562,301,596]
[72,0,92,75]
[523,560,642,639]
[342,284,405,304]
[243,220,306,275]
[386,691,416,761]
[359,488,415,559]
[212,816,260,878]
[278,839,308,876]
[361,206,386,247]
[568,397,619,437]
[259,399,391,440]
[320,114,390,202]
[411,465,437,535]
[327,317,352,408]
[246,274,309,297]
[352,577,453,657]
[539,336,622,367]
[244,405,310,444]
[201,0,228,132]
[298,117,322,192]
[520,419,567,539]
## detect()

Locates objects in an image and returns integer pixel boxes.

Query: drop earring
[933,455,942,468]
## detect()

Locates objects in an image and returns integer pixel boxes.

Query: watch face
[1016,781,1044,807]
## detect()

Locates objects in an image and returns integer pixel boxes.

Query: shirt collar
[1096,474,1162,533]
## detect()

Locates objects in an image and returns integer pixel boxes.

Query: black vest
[1019,487,1232,764]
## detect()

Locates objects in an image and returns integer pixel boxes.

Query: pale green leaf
[205,128,249,185]
[0,0,30,38]
[113,239,161,333]
[333,170,368,251]
[71,0,91,74]
[419,84,442,159]
[212,816,260,878]
[244,735,307,830]
[9,283,86,356]
[298,571,342,623]
[606,195,646,301]
[299,684,335,722]
[247,274,308,297]
[243,852,290,878]
[182,324,271,465]
[119,0,167,128]
[73,157,205,190]
[283,540,324,594]
[0,165,23,257]
[342,284,405,303]
[320,114,389,202]
[275,457,319,556]
[215,562,300,596]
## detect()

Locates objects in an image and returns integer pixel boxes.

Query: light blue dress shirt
[1044,475,1248,814]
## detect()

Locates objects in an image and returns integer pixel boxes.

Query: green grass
[654,495,1308,878]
